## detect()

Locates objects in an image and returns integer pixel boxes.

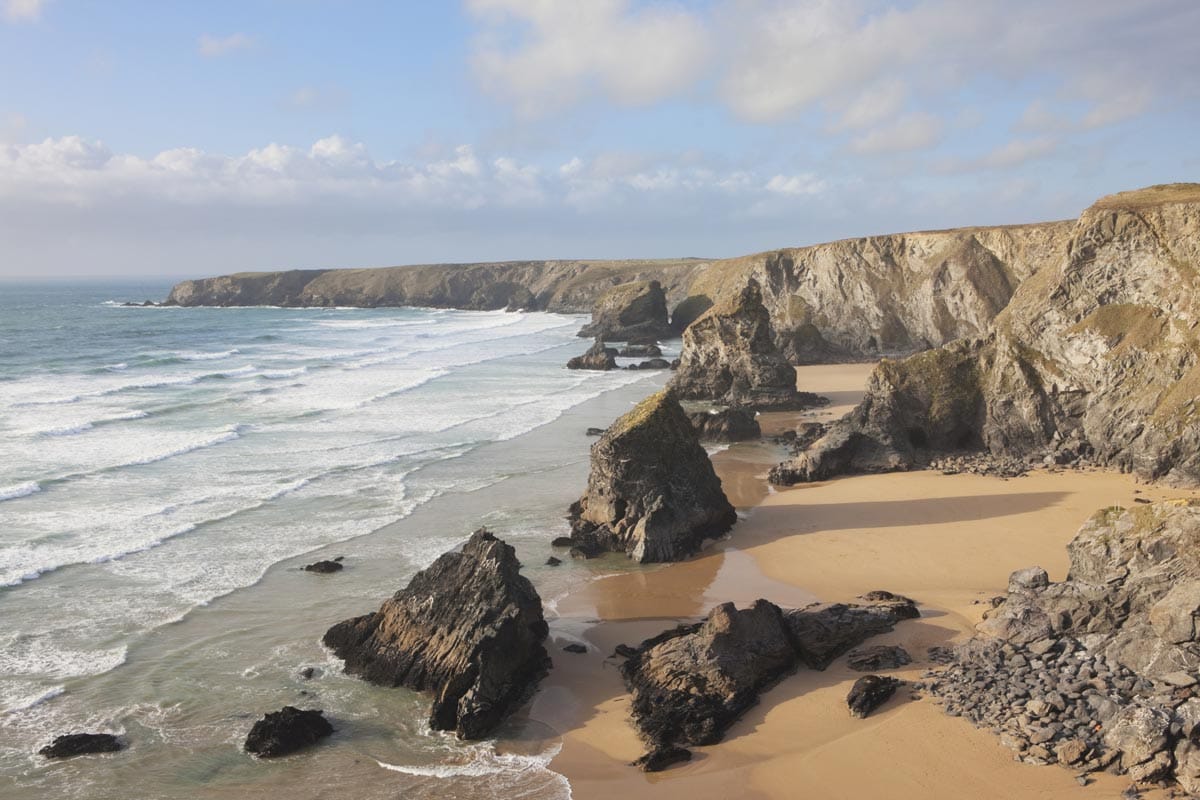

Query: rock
[847,675,901,718]
[566,389,736,563]
[567,339,618,370]
[585,427,606,436]
[1104,705,1173,781]
[1056,738,1090,765]
[633,746,693,772]
[633,358,672,370]
[322,528,550,739]
[299,667,315,680]
[545,556,562,566]
[563,643,587,654]
[1008,566,1049,593]
[846,644,912,671]
[243,707,333,758]
[38,733,123,759]
[619,344,662,357]
[578,280,673,342]
[620,600,797,748]
[550,536,574,548]
[303,560,344,574]
[687,408,762,443]
[671,279,816,410]
[786,593,920,669]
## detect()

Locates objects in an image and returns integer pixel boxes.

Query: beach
[543,363,1196,800]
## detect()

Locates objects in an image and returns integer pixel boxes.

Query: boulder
[303,560,343,574]
[243,707,333,758]
[847,675,901,718]
[567,339,618,371]
[671,279,815,409]
[634,746,693,772]
[619,344,662,357]
[578,280,673,341]
[39,733,123,759]
[323,528,550,739]
[632,358,671,370]
[846,644,912,671]
[566,389,736,562]
[687,408,762,443]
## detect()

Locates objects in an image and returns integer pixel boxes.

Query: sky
[1,0,1198,279]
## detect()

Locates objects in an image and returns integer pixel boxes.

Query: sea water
[0,281,670,799]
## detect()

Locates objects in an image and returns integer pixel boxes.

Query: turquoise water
[0,282,671,799]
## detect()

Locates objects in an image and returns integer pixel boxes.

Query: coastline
[541,363,1196,800]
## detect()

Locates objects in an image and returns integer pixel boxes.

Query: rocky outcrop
[243,707,334,758]
[322,528,549,739]
[671,280,814,409]
[618,593,919,762]
[567,389,736,562]
[774,184,1200,487]
[39,733,123,759]
[578,280,672,341]
[566,339,617,371]
[303,559,343,574]
[927,500,1200,790]
[847,675,901,718]
[687,407,761,442]
[847,645,912,671]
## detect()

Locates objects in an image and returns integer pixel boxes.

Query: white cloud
[936,137,1058,173]
[829,79,909,132]
[466,0,711,116]
[285,85,349,111]
[765,173,826,196]
[849,112,943,154]
[3,0,48,22]
[198,33,254,58]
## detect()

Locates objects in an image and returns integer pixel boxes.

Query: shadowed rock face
[928,500,1200,791]
[567,389,736,563]
[243,707,334,758]
[322,529,549,740]
[773,184,1200,487]
[38,733,123,759]
[577,280,672,341]
[618,593,919,761]
[671,279,813,409]
[566,339,618,370]
[687,407,761,442]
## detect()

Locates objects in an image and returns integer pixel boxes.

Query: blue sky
[1,0,1197,278]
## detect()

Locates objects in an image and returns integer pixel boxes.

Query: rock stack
[577,280,673,342]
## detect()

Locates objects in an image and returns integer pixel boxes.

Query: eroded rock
[39,733,123,759]
[578,280,672,342]
[566,339,618,371]
[848,675,901,718]
[687,408,761,443]
[243,707,333,758]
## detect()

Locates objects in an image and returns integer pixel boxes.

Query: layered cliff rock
[774,184,1200,486]
[671,279,816,409]
[928,500,1200,791]
[322,528,549,739]
[577,280,672,341]
[566,389,736,562]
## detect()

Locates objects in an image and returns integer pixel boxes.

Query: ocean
[0,281,671,799]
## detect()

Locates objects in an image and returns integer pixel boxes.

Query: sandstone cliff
[577,280,672,341]
[567,389,736,562]
[322,528,549,739]
[774,184,1200,487]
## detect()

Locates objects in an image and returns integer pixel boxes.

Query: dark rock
[634,746,693,772]
[243,707,333,758]
[303,560,344,574]
[545,556,562,566]
[550,536,574,548]
[578,281,673,342]
[634,358,672,370]
[299,667,315,680]
[687,408,762,443]
[322,528,549,739]
[39,733,123,759]
[847,675,901,718]
[567,389,736,563]
[786,593,920,669]
[613,644,640,659]
[585,427,606,437]
[846,645,912,671]
[671,279,815,410]
[563,643,588,654]
[567,339,618,371]
[619,344,662,358]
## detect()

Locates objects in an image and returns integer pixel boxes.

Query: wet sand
[541,363,1196,800]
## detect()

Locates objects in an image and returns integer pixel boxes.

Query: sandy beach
[541,363,1197,800]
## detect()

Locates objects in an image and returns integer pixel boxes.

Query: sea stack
[567,388,736,562]
[671,279,810,409]
[322,528,550,739]
[577,280,673,342]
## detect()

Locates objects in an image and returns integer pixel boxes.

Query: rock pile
[928,453,1031,478]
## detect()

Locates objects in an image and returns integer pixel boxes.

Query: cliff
[774,183,1200,487]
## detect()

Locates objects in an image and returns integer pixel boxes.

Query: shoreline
[539,363,1196,800]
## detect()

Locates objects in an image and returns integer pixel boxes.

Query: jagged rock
[630,358,671,370]
[619,344,662,357]
[585,427,605,436]
[567,339,618,371]
[545,556,561,566]
[566,389,736,563]
[772,184,1200,487]
[687,408,762,443]
[634,746,693,772]
[303,559,343,574]
[39,733,123,759]
[621,600,797,749]
[322,529,549,739]
[847,675,901,718]
[786,593,920,669]
[671,280,816,410]
[1104,705,1173,782]
[578,280,673,341]
[243,707,333,758]
[846,645,912,671]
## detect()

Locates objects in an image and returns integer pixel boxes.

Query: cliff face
[775,184,1200,487]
